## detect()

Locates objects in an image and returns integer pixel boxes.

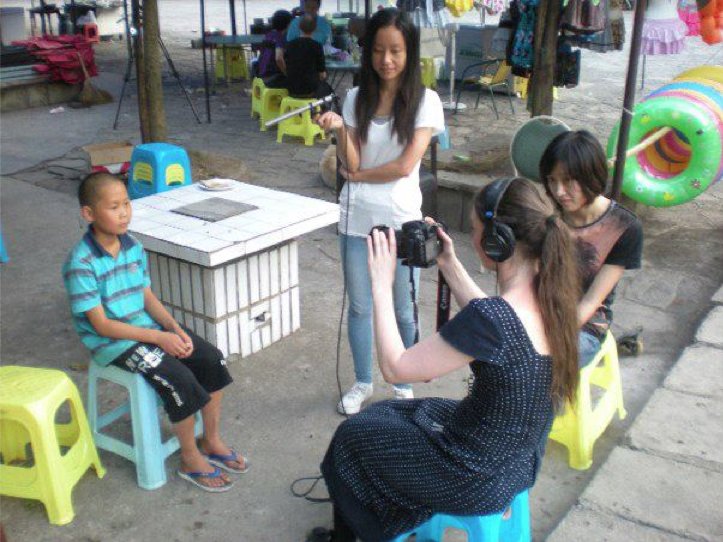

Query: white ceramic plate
[199,179,234,191]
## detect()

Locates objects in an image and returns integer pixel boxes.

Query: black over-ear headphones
[481,178,516,262]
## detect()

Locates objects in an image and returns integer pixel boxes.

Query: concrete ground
[1,2,722,541]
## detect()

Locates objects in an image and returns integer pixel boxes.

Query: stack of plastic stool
[259,87,289,131]
[276,96,326,146]
[421,57,437,89]
[548,332,627,470]
[86,363,203,490]
[391,489,531,541]
[83,23,100,44]
[0,366,105,525]
[128,143,192,200]
[251,77,266,119]
[215,45,249,81]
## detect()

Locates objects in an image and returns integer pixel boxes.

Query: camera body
[371,220,442,268]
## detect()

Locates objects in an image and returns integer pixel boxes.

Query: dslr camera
[370,220,443,268]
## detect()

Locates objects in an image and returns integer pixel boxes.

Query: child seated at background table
[62,172,248,493]
[285,14,333,99]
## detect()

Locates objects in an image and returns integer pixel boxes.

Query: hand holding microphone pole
[263,93,337,129]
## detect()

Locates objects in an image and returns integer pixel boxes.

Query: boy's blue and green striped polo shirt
[62,228,161,366]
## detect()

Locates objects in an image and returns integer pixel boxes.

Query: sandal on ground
[177,466,234,493]
[205,448,249,474]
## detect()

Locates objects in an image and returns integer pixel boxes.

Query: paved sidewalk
[549,289,723,541]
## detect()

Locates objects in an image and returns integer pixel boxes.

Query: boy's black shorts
[112,328,232,423]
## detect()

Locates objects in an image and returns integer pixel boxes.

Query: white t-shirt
[339,87,445,237]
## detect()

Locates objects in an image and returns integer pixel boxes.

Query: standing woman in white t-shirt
[317,8,445,415]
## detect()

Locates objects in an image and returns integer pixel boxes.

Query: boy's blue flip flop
[177,467,234,492]
[205,448,249,474]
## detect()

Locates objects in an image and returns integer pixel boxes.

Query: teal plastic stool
[391,490,531,542]
[0,228,8,263]
[87,363,203,490]
[128,143,192,200]
[437,127,451,150]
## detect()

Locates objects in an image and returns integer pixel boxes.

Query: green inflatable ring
[607,95,722,207]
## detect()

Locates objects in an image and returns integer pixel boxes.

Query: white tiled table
[129,181,339,359]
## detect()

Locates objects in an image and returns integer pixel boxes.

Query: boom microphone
[264,93,337,128]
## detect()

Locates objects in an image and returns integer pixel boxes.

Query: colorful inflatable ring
[675,65,723,85]
[607,95,722,207]
[648,90,723,183]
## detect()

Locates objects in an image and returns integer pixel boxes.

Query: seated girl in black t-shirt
[540,130,643,366]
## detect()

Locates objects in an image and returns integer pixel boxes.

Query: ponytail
[538,216,580,407]
[477,178,580,409]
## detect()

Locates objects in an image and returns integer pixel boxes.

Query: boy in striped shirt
[63,172,247,492]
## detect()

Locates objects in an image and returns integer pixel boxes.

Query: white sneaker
[393,386,414,400]
[337,382,373,415]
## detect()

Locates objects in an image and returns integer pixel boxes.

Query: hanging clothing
[678,0,701,35]
[564,0,625,52]
[509,0,539,77]
[640,17,688,53]
[397,0,450,27]
[561,0,609,34]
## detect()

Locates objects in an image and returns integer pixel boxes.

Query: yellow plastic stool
[259,87,289,132]
[0,366,105,525]
[420,57,437,89]
[548,332,627,470]
[276,96,326,146]
[516,77,558,100]
[251,77,266,119]
[215,45,249,81]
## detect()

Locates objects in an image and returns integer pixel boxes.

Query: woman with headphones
[312,178,581,541]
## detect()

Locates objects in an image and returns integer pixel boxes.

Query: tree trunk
[142,0,167,142]
[131,0,149,141]
[529,0,561,116]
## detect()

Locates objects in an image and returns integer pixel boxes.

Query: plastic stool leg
[27,421,75,525]
[128,377,169,490]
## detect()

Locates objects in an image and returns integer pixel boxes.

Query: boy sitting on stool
[285,14,333,99]
[62,172,248,492]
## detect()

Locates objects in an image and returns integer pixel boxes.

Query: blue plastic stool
[437,127,451,150]
[128,143,192,200]
[87,363,203,490]
[0,228,8,263]
[391,490,531,542]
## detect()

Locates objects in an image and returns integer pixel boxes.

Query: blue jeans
[339,234,420,389]
[578,330,601,368]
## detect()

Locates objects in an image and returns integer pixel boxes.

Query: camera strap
[409,266,420,344]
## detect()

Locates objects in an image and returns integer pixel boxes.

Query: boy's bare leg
[175,413,229,488]
[199,390,247,470]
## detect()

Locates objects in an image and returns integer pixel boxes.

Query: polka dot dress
[321,297,555,541]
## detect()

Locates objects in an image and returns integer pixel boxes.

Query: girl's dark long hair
[475,178,581,407]
[355,8,423,146]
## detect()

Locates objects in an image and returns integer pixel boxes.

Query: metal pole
[200,0,211,122]
[229,0,237,35]
[364,0,371,20]
[611,0,647,200]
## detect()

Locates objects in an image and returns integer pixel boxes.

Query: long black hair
[355,8,423,146]
[539,130,609,206]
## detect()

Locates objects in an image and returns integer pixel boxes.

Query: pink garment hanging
[641,17,688,53]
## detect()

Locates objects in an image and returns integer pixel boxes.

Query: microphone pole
[264,93,337,128]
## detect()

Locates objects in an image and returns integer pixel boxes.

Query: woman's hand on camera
[315,111,344,132]
[424,217,456,270]
[367,228,397,292]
